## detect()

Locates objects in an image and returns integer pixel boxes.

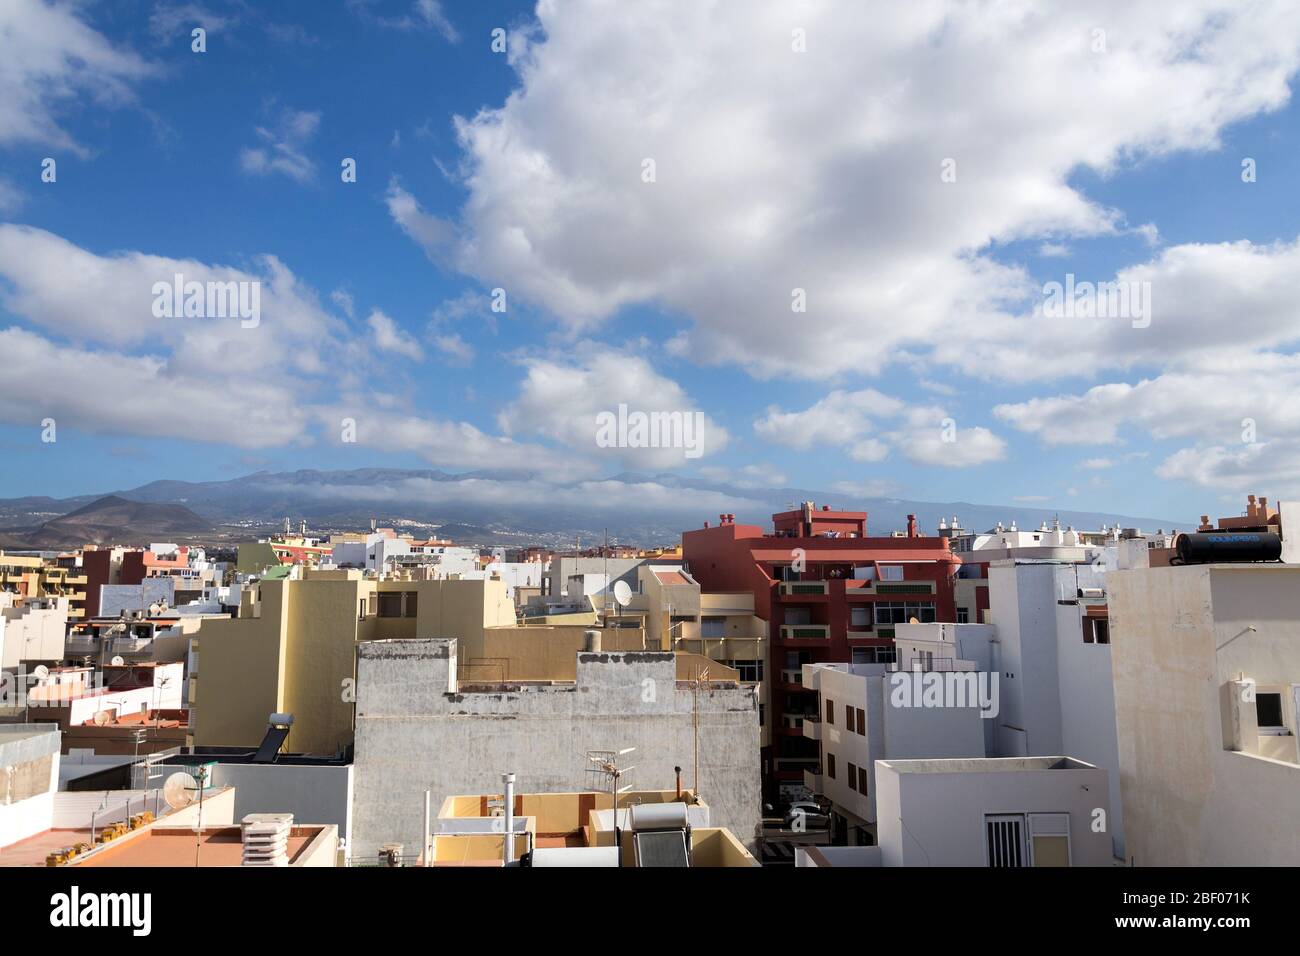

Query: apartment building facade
[682,503,959,801]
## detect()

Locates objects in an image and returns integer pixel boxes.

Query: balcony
[780,581,828,597]
[781,711,819,732]
[803,766,823,794]
[781,668,806,689]
[780,624,830,641]
[802,713,822,741]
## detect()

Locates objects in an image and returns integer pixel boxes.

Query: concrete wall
[0,727,60,847]
[987,563,1063,757]
[351,639,761,860]
[0,599,68,667]
[206,763,354,841]
[1108,564,1300,865]
[874,757,1112,866]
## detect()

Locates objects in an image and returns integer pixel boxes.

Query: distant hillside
[0,495,213,549]
[0,467,1191,549]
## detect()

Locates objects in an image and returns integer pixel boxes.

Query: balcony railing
[803,767,824,794]
[802,714,822,741]
[780,581,828,596]
[780,624,830,641]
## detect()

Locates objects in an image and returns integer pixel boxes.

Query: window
[701,616,725,638]
[826,753,835,779]
[377,593,403,618]
[1257,692,1286,731]
[725,659,763,683]
[858,766,868,796]
[826,698,834,725]
[404,591,418,618]
[874,601,937,625]
[758,704,766,727]
[850,606,872,628]
[1083,616,1110,644]
[956,607,970,624]
[847,762,857,792]
[985,814,1025,867]
[358,598,367,620]
[878,565,904,582]
[855,707,865,735]
[844,702,852,727]
[986,813,1071,866]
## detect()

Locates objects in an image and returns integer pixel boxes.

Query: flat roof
[879,756,1097,774]
[72,826,325,867]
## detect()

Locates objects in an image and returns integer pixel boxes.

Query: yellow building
[0,551,87,621]
[193,569,517,754]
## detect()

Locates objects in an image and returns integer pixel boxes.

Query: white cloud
[387,181,455,263]
[418,0,1300,379]
[432,333,474,365]
[499,350,729,468]
[240,109,320,184]
[0,178,23,214]
[756,389,1006,468]
[366,309,424,361]
[0,0,153,154]
[347,0,460,42]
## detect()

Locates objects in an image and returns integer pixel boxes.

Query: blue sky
[4,1,1300,526]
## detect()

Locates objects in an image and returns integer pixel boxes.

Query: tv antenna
[586,748,636,861]
[163,768,208,866]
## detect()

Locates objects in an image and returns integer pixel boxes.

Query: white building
[1108,548,1300,865]
[0,725,61,849]
[0,595,68,668]
[800,661,987,845]
[797,756,1112,867]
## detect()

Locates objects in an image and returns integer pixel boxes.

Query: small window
[826,753,835,779]
[858,766,868,796]
[377,593,403,618]
[847,762,857,792]
[1093,619,1109,645]
[701,616,725,638]
[826,697,834,725]
[878,565,904,582]
[358,598,367,620]
[956,608,970,624]
[1257,692,1286,731]
[855,707,865,735]
[404,591,418,618]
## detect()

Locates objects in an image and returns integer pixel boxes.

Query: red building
[682,502,960,802]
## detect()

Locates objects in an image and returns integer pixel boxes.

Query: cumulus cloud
[498,350,729,468]
[756,389,1006,468]
[406,0,1300,382]
[0,0,153,154]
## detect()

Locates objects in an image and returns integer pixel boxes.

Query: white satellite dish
[32,664,49,680]
[163,771,198,811]
[110,655,125,666]
[93,710,112,726]
[612,580,632,607]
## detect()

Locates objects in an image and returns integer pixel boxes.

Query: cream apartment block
[1107,556,1300,865]
[193,569,518,754]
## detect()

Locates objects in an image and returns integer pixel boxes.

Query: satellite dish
[32,664,49,680]
[908,617,920,625]
[93,710,112,726]
[163,772,198,811]
[612,580,632,607]
[110,655,125,666]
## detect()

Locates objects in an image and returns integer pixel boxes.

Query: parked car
[784,800,830,830]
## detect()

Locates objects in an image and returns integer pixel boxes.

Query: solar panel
[634,829,690,867]
[252,723,290,763]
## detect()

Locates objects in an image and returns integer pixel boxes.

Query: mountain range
[0,468,1191,549]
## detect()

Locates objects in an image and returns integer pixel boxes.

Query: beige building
[1108,554,1300,865]
[193,569,517,754]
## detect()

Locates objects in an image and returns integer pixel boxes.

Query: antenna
[585,747,636,863]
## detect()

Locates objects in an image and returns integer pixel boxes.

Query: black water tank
[1175,531,1282,564]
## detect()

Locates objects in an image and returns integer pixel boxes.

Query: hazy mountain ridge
[0,468,1191,549]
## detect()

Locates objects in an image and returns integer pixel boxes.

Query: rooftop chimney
[502,772,516,865]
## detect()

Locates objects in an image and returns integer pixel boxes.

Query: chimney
[674,765,683,800]
[502,772,516,865]
[906,514,918,537]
